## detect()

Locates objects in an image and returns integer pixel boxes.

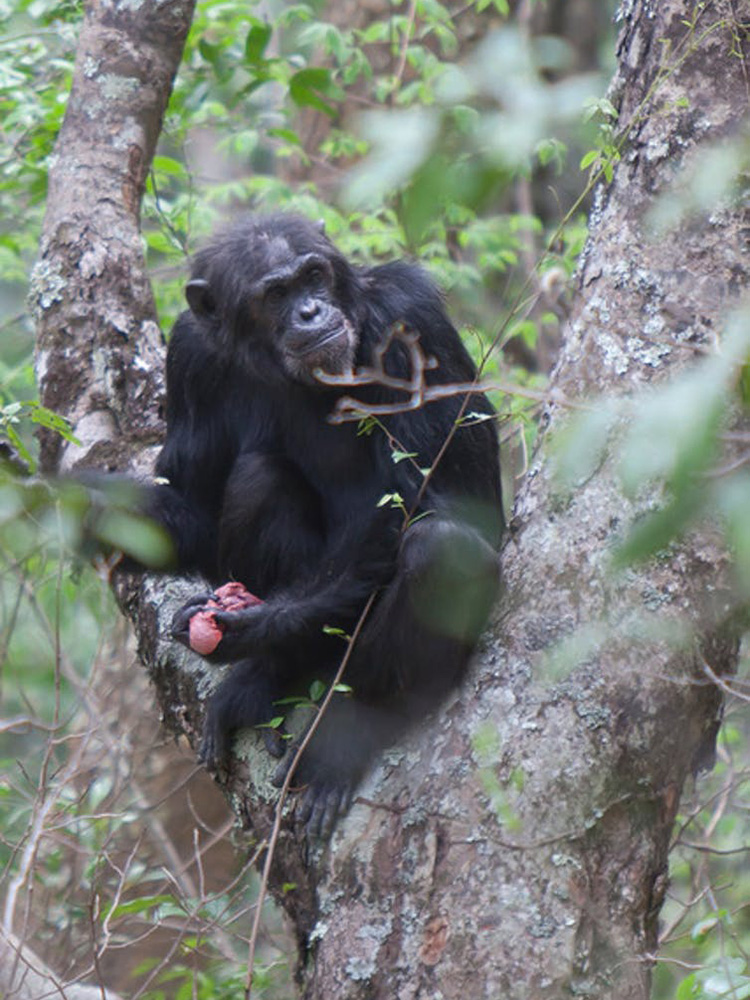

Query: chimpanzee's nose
[299,299,321,322]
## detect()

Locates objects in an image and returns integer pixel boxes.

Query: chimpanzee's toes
[198,706,230,771]
[261,725,287,759]
[296,782,353,839]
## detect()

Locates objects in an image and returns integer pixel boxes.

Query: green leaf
[391,449,418,464]
[358,22,390,44]
[698,960,750,999]
[109,894,177,919]
[2,424,33,470]
[198,38,220,66]
[579,149,598,170]
[674,973,697,1000]
[377,492,405,510]
[357,416,378,436]
[739,361,750,407]
[612,489,704,568]
[257,716,285,730]
[618,370,724,496]
[582,96,619,123]
[289,67,338,116]
[245,22,272,64]
[94,510,175,568]
[309,679,326,702]
[151,155,187,179]
[267,127,303,147]
[690,915,720,942]
[718,473,750,595]
[536,137,567,172]
[145,230,181,256]
[29,404,80,444]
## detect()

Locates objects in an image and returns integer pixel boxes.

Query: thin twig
[244,591,378,999]
[392,0,418,101]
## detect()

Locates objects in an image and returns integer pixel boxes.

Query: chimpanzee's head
[185,214,363,386]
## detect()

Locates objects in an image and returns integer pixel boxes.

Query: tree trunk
[32,2,749,998]
[32,0,196,476]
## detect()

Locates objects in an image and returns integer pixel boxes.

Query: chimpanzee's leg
[200,658,287,766]
[350,516,500,703]
[276,517,500,835]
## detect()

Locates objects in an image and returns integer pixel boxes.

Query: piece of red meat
[188,582,263,655]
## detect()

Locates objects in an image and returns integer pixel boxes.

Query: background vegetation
[1,0,750,996]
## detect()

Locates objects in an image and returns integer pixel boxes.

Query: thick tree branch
[32,0,196,476]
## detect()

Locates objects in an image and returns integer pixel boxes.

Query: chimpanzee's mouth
[299,325,346,356]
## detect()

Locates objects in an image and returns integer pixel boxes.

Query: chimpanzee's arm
[170,503,402,658]
[139,313,251,579]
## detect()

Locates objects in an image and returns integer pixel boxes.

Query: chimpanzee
[145,213,503,836]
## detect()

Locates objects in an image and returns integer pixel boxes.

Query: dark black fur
[148,213,503,835]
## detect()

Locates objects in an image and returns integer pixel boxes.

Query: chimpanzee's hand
[171,582,266,661]
[171,592,216,646]
[202,605,267,662]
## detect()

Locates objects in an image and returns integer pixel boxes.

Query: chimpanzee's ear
[185,278,216,318]
[315,218,326,235]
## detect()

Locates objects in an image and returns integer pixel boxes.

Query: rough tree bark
[33,0,196,477]
[31,2,749,999]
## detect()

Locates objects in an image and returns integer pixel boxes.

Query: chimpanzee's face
[249,240,358,384]
[185,221,359,387]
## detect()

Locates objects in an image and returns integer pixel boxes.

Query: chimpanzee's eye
[266,282,287,303]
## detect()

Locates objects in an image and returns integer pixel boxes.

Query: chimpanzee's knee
[399,517,500,644]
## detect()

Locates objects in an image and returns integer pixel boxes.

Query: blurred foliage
[5,0,750,996]
[653,695,750,1000]
[141,0,604,410]
[0,472,294,994]
[553,314,750,580]
[0,0,79,406]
